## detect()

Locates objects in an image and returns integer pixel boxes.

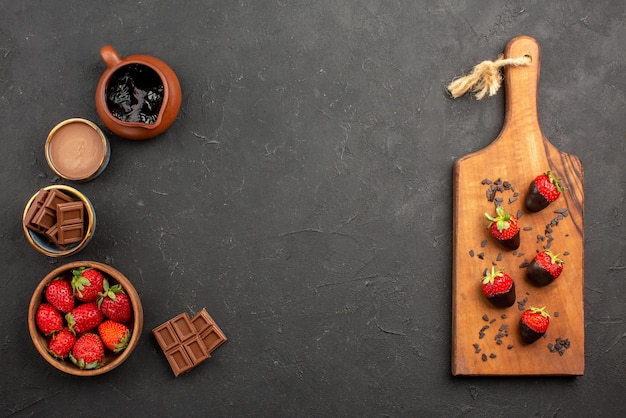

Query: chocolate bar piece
[57,223,85,245]
[42,188,74,211]
[44,224,70,250]
[153,309,226,377]
[170,313,196,342]
[24,189,49,233]
[192,308,227,352]
[56,201,84,225]
[32,207,57,230]
[164,346,194,376]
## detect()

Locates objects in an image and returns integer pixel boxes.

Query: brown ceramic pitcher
[95,45,182,140]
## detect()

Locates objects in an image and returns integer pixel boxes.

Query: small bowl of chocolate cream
[45,118,110,182]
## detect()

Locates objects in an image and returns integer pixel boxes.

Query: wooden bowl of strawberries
[28,261,143,376]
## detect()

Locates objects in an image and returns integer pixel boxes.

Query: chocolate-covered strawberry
[71,267,105,303]
[520,306,550,344]
[526,250,564,287]
[481,267,516,308]
[525,170,564,212]
[65,302,104,334]
[484,206,520,250]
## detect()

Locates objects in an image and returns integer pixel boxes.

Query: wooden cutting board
[451,36,584,376]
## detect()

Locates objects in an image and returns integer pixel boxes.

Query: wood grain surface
[451,36,585,376]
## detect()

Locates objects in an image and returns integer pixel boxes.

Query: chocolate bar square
[32,206,57,230]
[42,188,74,210]
[56,201,84,225]
[24,189,49,233]
[170,313,196,342]
[153,322,180,352]
[164,346,194,377]
[57,223,85,245]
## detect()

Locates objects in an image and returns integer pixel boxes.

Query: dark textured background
[1,1,625,416]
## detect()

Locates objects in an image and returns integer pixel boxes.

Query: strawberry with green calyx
[45,277,75,313]
[71,267,105,303]
[48,327,76,359]
[65,302,104,334]
[481,267,516,308]
[97,280,132,323]
[98,320,131,353]
[69,333,104,370]
[526,250,564,287]
[35,303,63,335]
[525,170,564,212]
[520,306,550,344]
[484,205,520,250]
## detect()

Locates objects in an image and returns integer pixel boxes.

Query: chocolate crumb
[523,226,532,231]
[508,197,518,204]
[481,178,492,185]
[554,311,559,317]
[517,209,523,219]
[469,249,475,257]
[482,353,488,362]
[501,313,507,319]
[564,251,570,256]
[496,339,503,345]
[496,253,502,261]
[489,318,496,324]
[517,297,528,311]
[481,240,487,248]
[507,344,514,350]
[482,314,489,322]
[477,252,484,260]
[489,353,496,359]
[519,259,529,268]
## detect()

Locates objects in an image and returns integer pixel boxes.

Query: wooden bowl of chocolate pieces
[22,185,96,257]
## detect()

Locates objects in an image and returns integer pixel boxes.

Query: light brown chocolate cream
[47,122,107,180]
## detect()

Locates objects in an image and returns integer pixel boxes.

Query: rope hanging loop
[447,54,531,100]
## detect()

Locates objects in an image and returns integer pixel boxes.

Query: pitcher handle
[100,45,122,68]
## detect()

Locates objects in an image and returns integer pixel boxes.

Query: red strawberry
[71,267,105,302]
[526,250,564,287]
[98,320,131,353]
[35,303,63,335]
[48,327,76,359]
[520,306,550,344]
[65,302,104,334]
[481,267,516,308]
[45,277,75,313]
[525,170,564,212]
[97,280,132,323]
[484,206,520,250]
[69,333,104,370]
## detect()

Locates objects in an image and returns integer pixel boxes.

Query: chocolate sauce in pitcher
[105,64,164,124]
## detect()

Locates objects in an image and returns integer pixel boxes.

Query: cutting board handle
[502,36,541,132]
